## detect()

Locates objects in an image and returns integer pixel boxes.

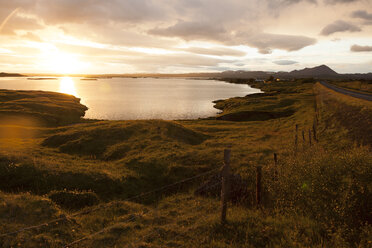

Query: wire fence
[64,180,222,248]
[124,181,222,248]
[128,180,249,248]
[1,148,256,248]
[0,145,286,248]
[0,166,222,242]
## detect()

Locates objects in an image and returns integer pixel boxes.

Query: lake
[0,77,261,120]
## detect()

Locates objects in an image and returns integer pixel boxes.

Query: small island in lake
[0,72,24,77]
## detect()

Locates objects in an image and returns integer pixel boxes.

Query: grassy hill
[0,80,370,247]
[0,90,87,126]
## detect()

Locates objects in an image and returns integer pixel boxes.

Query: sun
[59,77,78,97]
[48,52,88,74]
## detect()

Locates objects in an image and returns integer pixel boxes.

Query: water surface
[0,77,261,120]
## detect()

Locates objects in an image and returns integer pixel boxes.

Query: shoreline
[0,77,260,122]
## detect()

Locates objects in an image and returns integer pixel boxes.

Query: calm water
[0,77,261,120]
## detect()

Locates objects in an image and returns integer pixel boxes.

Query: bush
[265,146,372,245]
[48,190,99,210]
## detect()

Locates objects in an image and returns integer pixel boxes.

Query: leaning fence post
[221,149,231,224]
[308,129,312,146]
[302,130,305,143]
[256,166,262,207]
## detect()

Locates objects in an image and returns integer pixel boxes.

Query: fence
[0,147,270,247]
[294,120,318,152]
[1,118,319,247]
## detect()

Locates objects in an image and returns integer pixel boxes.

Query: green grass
[0,79,371,247]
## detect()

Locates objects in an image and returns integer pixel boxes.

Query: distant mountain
[0,72,24,77]
[220,70,270,79]
[287,65,338,78]
[1,65,371,80]
[218,65,372,80]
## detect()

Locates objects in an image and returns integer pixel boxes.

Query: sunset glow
[0,1,371,74]
[0,2,371,246]
[46,52,88,74]
[59,77,78,96]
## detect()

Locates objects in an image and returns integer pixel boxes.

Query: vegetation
[0,89,87,126]
[0,79,370,247]
[331,80,372,94]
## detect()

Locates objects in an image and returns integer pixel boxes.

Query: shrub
[265,146,372,245]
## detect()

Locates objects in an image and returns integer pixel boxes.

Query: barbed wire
[126,181,221,248]
[63,178,222,248]
[0,166,220,238]
[0,167,221,238]
[154,184,247,247]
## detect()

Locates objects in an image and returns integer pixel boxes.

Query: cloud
[350,44,372,52]
[324,0,360,3]
[55,43,145,57]
[0,1,36,20]
[269,0,317,7]
[0,7,19,34]
[21,32,42,42]
[0,0,371,73]
[320,20,361,35]
[351,10,372,21]
[149,21,228,42]
[150,21,316,54]
[34,0,165,25]
[108,53,230,72]
[241,33,316,53]
[283,0,317,3]
[273,60,298,65]
[183,47,246,57]
[0,13,42,35]
[61,25,179,49]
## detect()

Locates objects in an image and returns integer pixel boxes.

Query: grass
[0,79,371,247]
[0,89,87,126]
[330,80,372,94]
[314,83,372,147]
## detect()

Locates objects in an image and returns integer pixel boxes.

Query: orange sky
[0,0,371,74]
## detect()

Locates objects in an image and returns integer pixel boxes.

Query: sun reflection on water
[59,77,78,97]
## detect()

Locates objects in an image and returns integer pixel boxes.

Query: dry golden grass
[0,80,371,247]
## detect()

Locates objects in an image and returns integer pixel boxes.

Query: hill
[219,65,372,80]
[286,64,338,78]
[0,72,24,77]
[2,65,372,80]
[0,89,87,126]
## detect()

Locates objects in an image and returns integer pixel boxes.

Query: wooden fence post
[302,130,305,143]
[312,122,317,142]
[256,166,262,207]
[308,129,312,146]
[273,153,278,180]
[295,124,298,148]
[221,149,231,224]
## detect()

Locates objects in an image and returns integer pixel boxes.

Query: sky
[0,0,371,74]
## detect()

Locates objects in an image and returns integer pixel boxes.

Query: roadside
[319,81,372,101]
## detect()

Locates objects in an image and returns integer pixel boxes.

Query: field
[0,80,371,247]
